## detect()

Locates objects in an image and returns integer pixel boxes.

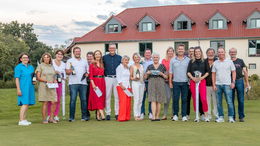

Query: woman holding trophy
[130,53,145,121]
[144,53,168,121]
[187,46,210,122]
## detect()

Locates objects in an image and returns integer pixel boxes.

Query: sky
[0,0,258,47]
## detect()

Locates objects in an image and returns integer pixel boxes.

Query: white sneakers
[140,113,144,120]
[204,117,210,122]
[215,116,235,123]
[148,113,153,120]
[228,117,235,123]
[182,116,188,122]
[18,120,32,126]
[54,116,60,122]
[194,118,200,122]
[47,116,60,122]
[215,117,225,123]
[171,115,188,122]
[172,115,178,121]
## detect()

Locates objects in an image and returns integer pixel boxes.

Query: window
[249,63,256,69]
[108,24,119,33]
[212,19,224,29]
[139,43,152,57]
[177,21,188,30]
[105,43,118,55]
[210,40,225,52]
[248,40,260,57]
[174,42,189,55]
[142,22,153,32]
[250,18,260,28]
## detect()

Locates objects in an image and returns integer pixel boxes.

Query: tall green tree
[0,21,53,81]
[0,33,29,81]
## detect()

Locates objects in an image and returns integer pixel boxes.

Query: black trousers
[86,82,91,118]
[187,85,204,116]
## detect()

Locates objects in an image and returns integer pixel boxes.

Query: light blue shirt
[169,56,190,82]
[142,58,153,72]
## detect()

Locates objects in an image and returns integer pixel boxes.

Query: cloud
[72,20,98,27]
[121,0,162,8]
[26,10,47,15]
[33,19,99,46]
[105,0,113,4]
[97,14,109,20]
[121,0,251,8]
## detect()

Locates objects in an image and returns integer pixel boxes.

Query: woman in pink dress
[88,50,106,121]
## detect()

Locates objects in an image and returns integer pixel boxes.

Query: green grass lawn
[0,88,260,146]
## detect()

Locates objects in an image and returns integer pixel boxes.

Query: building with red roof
[67,1,260,75]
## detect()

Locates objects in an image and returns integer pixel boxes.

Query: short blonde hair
[132,52,141,60]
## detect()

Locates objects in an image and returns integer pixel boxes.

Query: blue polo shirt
[169,56,190,82]
[103,54,122,76]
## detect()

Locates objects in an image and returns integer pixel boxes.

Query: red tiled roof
[171,11,195,24]
[205,9,231,24]
[75,1,260,44]
[136,13,160,26]
[102,15,127,27]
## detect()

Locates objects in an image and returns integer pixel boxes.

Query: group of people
[14,43,249,126]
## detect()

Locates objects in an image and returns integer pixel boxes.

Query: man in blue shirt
[103,43,122,120]
[169,44,190,122]
[140,49,153,119]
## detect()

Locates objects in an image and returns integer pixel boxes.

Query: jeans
[86,83,91,118]
[69,84,88,120]
[141,81,152,114]
[216,85,234,117]
[173,82,188,117]
[232,79,245,119]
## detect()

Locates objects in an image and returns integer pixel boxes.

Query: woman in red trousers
[187,46,210,122]
[116,55,132,122]
[88,50,106,121]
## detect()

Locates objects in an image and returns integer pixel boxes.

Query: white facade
[74,39,259,75]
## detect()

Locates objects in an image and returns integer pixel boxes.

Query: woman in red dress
[88,50,106,121]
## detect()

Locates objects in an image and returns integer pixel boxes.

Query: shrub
[0,80,16,88]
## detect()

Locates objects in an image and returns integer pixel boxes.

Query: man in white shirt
[66,47,89,122]
[212,47,236,123]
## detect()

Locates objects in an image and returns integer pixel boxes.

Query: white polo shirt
[66,57,89,85]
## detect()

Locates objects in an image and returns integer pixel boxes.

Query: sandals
[42,120,49,124]
[49,119,58,124]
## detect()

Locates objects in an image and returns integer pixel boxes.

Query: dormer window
[244,10,260,29]
[177,21,188,30]
[104,15,127,33]
[173,13,194,31]
[142,22,153,32]
[212,19,224,29]
[108,24,119,33]
[208,11,229,30]
[137,14,160,32]
[250,18,260,28]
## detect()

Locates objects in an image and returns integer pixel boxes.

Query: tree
[0,21,53,81]
[0,33,29,81]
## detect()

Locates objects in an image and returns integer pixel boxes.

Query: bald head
[229,47,237,59]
